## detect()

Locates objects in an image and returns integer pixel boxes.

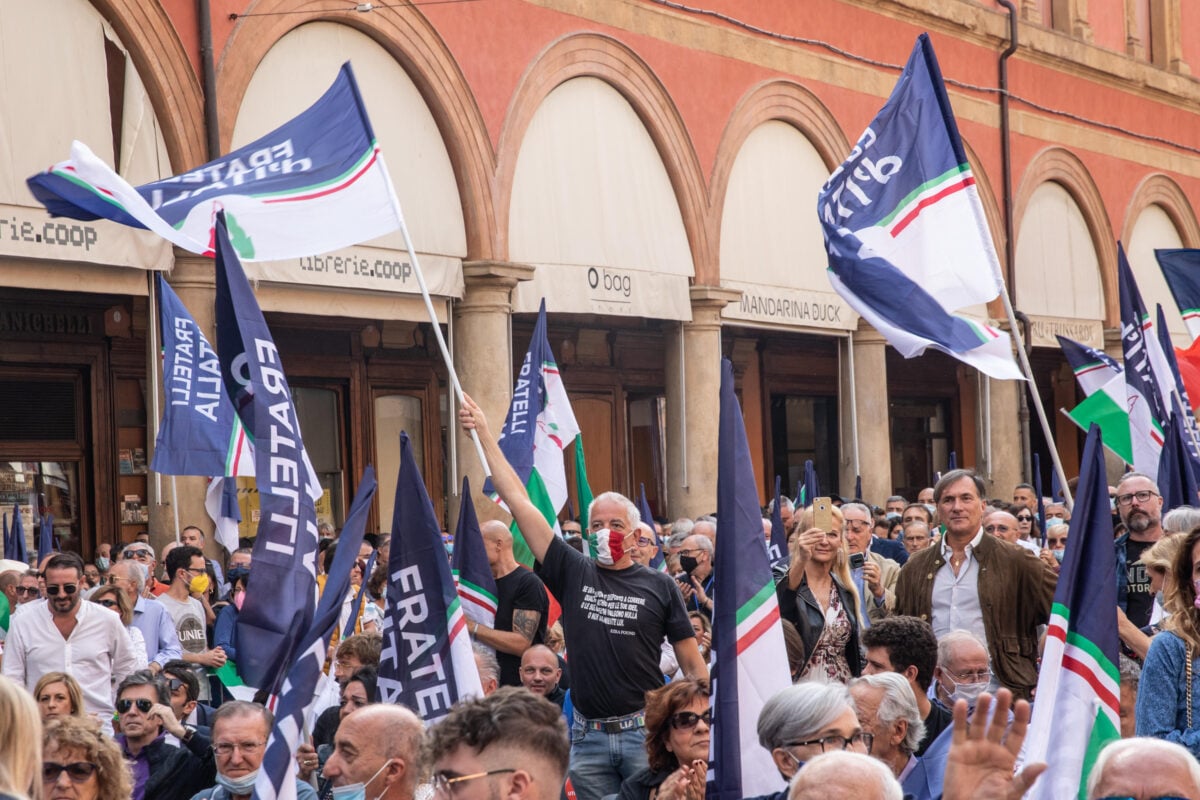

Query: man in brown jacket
[893,469,1056,700]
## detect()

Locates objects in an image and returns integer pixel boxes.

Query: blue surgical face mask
[95,556,110,571]
[330,761,389,800]
[215,768,260,795]
[1052,549,1066,563]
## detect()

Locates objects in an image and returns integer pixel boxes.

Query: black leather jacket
[775,571,862,677]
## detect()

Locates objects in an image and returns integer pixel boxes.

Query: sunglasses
[15,587,39,596]
[42,762,98,784]
[1016,515,1033,522]
[116,697,154,714]
[123,549,151,559]
[670,709,712,729]
[97,599,119,609]
[45,584,78,597]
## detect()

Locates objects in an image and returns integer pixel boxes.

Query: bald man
[323,704,424,800]
[520,644,566,708]
[471,519,549,686]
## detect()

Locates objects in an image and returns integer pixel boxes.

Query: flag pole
[996,288,1074,508]
[845,332,861,482]
[375,154,490,478]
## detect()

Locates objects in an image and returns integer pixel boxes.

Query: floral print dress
[800,583,852,683]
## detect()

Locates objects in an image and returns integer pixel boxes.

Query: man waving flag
[817,34,1021,380]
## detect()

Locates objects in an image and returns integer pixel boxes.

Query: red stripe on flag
[1046,622,1066,643]
[263,149,380,204]
[889,176,975,238]
[448,612,467,641]
[1061,652,1120,713]
[460,593,498,616]
[736,605,780,656]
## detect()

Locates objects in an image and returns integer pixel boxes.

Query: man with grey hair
[768,496,794,534]
[667,518,694,554]
[841,502,900,620]
[901,521,933,555]
[1085,737,1200,800]
[894,469,1055,700]
[473,642,500,696]
[1162,505,1200,535]
[789,751,903,800]
[885,495,908,516]
[850,672,930,798]
[932,629,992,712]
[676,532,714,617]
[1115,471,1165,629]
[460,399,706,800]
[691,516,716,545]
[749,681,866,797]
[109,559,182,674]
[189,701,317,800]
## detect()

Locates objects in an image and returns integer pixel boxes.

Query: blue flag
[1033,452,1047,548]
[216,212,322,692]
[1159,395,1200,513]
[152,274,252,479]
[1020,425,1120,796]
[451,476,499,629]
[252,468,377,800]
[1,513,7,561]
[817,35,1021,380]
[378,432,482,722]
[1056,335,1122,397]
[1155,248,1200,341]
[799,460,819,509]
[768,476,788,567]
[1118,245,1168,473]
[854,474,862,501]
[37,513,54,564]
[637,483,666,571]
[712,359,792,798]
[948,451,957,471]
[8,506,26,565]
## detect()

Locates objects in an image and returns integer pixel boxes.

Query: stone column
[452,261,535,529]
[849,323,893,504]
[665,286,741,519]
[152,250,217,555]
[985,377,1023,497]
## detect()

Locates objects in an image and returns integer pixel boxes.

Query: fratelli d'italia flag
[817,35,1022,380]
[451,476,499,630]
[1020,424,1119,799]
[711,359,792,799]
[483,299,581,566]
[27,62,401,262]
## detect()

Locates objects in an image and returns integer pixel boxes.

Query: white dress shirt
[2,597,138,720]
[931,528,987,647]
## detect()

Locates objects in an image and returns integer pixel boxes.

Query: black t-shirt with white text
[1124,538,1155,629]
[494,566,549,687]
[537,536,694,719]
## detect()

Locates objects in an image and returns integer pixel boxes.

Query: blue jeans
[568,715,648,800]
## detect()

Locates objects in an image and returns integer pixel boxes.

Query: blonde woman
[777,503,863,682]
[0,674,42,800]
[33,673,85,724]
[1119,532,1184,660]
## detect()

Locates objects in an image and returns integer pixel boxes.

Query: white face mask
[943,673,989,707]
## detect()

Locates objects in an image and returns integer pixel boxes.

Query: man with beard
[1114,472,1165,629]
[2,551,138,728]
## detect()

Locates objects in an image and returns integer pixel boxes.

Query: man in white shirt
[3,551,138,722]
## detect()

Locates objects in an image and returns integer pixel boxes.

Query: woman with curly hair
[617,679,709,800]
[33,673,85,724]
[0,674,42,800]
[42,716,131,800]
[1136,526,1200,755]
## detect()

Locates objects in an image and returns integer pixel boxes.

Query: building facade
[3,0,1199,557]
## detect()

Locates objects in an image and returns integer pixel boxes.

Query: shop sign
[1027,315,1104,349]
[0,202,169,269]
[721,281,857,332]
[513,263,692,321]
[248,244,464,298]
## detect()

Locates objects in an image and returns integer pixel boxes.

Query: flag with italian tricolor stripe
[710,358,791,799]
[1156,248,1200,342]
[1020,424,1120,799]
[817,34,1022,381]
[1056,335,1122,397]
[451,476,498,630]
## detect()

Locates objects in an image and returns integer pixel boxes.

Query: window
[770,395,839,499]
[374,393,425,532]
[890,399,951,501]
[626,395,667,517]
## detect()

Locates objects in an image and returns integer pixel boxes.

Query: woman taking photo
[617,679,710,800]
[33,673,85,725]
[42,715,131,800]
[776,504,863,682]
[1136,526,1200,753]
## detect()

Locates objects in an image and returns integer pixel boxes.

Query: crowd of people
[0,398,1199,799]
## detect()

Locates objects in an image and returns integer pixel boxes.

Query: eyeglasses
[1115,490,1160,507]
[165,677,186,693]
[1015,514,1033,522]
[636,537,656,548]
[1046,537,1068,548]
[97,599,119,609]
[16,587,39,596]
[431,770,516,797]
[45,584,78,597]
[676,548,700,557]
[212,740,266,757]
[42,762,98,784]
[944,666,993,684]
[123,549,152,559]
[844,520,871,531]
[786,732,873,753]
[670,709,712,729]
[116,697,154,714]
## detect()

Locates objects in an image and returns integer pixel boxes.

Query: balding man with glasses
[3,551,138,729]
[107,559,182,673]
[1114,472,1166,629]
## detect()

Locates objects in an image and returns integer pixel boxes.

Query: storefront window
[770,395,839,499]
[0,461,79,560]
[890,398,951,500]
[374,393,424,532]
[293,387,345,530]
[627,395,667,517]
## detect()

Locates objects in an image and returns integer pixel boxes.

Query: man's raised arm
[459,393,555,563]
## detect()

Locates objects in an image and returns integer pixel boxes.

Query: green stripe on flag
[457,578,498,606]
[735,581,775,627]
[575,438,594,529]
[445,596,463,623]
[1065,631,1120,684]
[877,164,969,227]
[1067,391,1132,464]
[1078,708,1120,800]
[510,468,556,568]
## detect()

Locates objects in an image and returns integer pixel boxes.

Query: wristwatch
[181,725,197,744]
